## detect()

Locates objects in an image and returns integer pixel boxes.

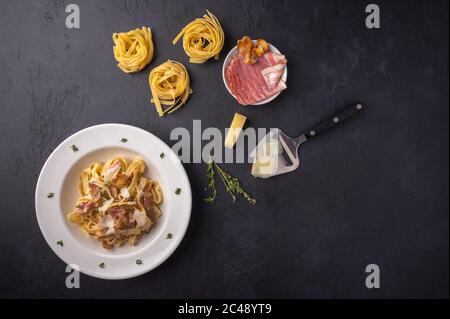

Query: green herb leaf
[166,233,173,239]
[175,188,181,195]
[204,161,217,203]
[71,144,79,152]
[160,152,165,159]
[98,262,105,268]
[47,192,54,198]
[120,138,128,143]
[136,259,143,265]
[214,161,256,205]
[57,240,64,247]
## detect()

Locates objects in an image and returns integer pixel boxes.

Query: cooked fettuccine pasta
[149,60,192,116]
[113,26,154,73]
[67,157,163,249]
[172,10,224,64]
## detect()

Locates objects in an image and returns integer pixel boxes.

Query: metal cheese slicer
[251,102,364,178]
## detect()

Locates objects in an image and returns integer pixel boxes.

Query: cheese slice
[120,187,130,199]
[224,113,247,149]
[251,154,278,177]
[99,214,115,235]
[132,210,147,227]
[251,139,282,178]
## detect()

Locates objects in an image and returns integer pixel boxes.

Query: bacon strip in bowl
[222,39,287,105]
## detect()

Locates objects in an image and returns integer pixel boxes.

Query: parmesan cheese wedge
[224,113,247,149]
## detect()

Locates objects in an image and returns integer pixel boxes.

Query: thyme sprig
[214,162,256,205]
[204,160,256,205]
[204,161,217,203]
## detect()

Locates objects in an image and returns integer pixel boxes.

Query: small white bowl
[222,40,288,105]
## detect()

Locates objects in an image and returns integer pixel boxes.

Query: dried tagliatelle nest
[173,10,224,64]
[112,26,154,73]
[148,60,193,116]
[237,36,269,64]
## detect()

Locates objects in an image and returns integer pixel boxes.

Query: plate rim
[35,123,192,280]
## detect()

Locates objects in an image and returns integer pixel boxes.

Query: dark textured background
[0,0,448,298]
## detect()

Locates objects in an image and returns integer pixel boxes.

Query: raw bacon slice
[226,51,287,105]
[261,63,286,89]
[261,51,287,65]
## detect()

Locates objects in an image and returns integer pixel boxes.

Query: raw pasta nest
[113,26,154,73]
[148,60,192,116]
[172,10,224,64]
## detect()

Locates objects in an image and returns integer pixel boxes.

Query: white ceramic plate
[35,124,192,280]
[222,40,288,105]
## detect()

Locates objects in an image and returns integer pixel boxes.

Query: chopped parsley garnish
[71,144,79,152]
[175,188,181,195]
[120,138,128,143]
[160,152,165,159]
[98,262,105,268]
[47,192,54,198]
[57,240,64,247]
[136,259,143,265]
[166,233,173,239]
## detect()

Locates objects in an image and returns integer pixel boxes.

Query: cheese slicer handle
[305,102,365,139]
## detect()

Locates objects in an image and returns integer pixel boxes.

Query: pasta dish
[67,157,163,249]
